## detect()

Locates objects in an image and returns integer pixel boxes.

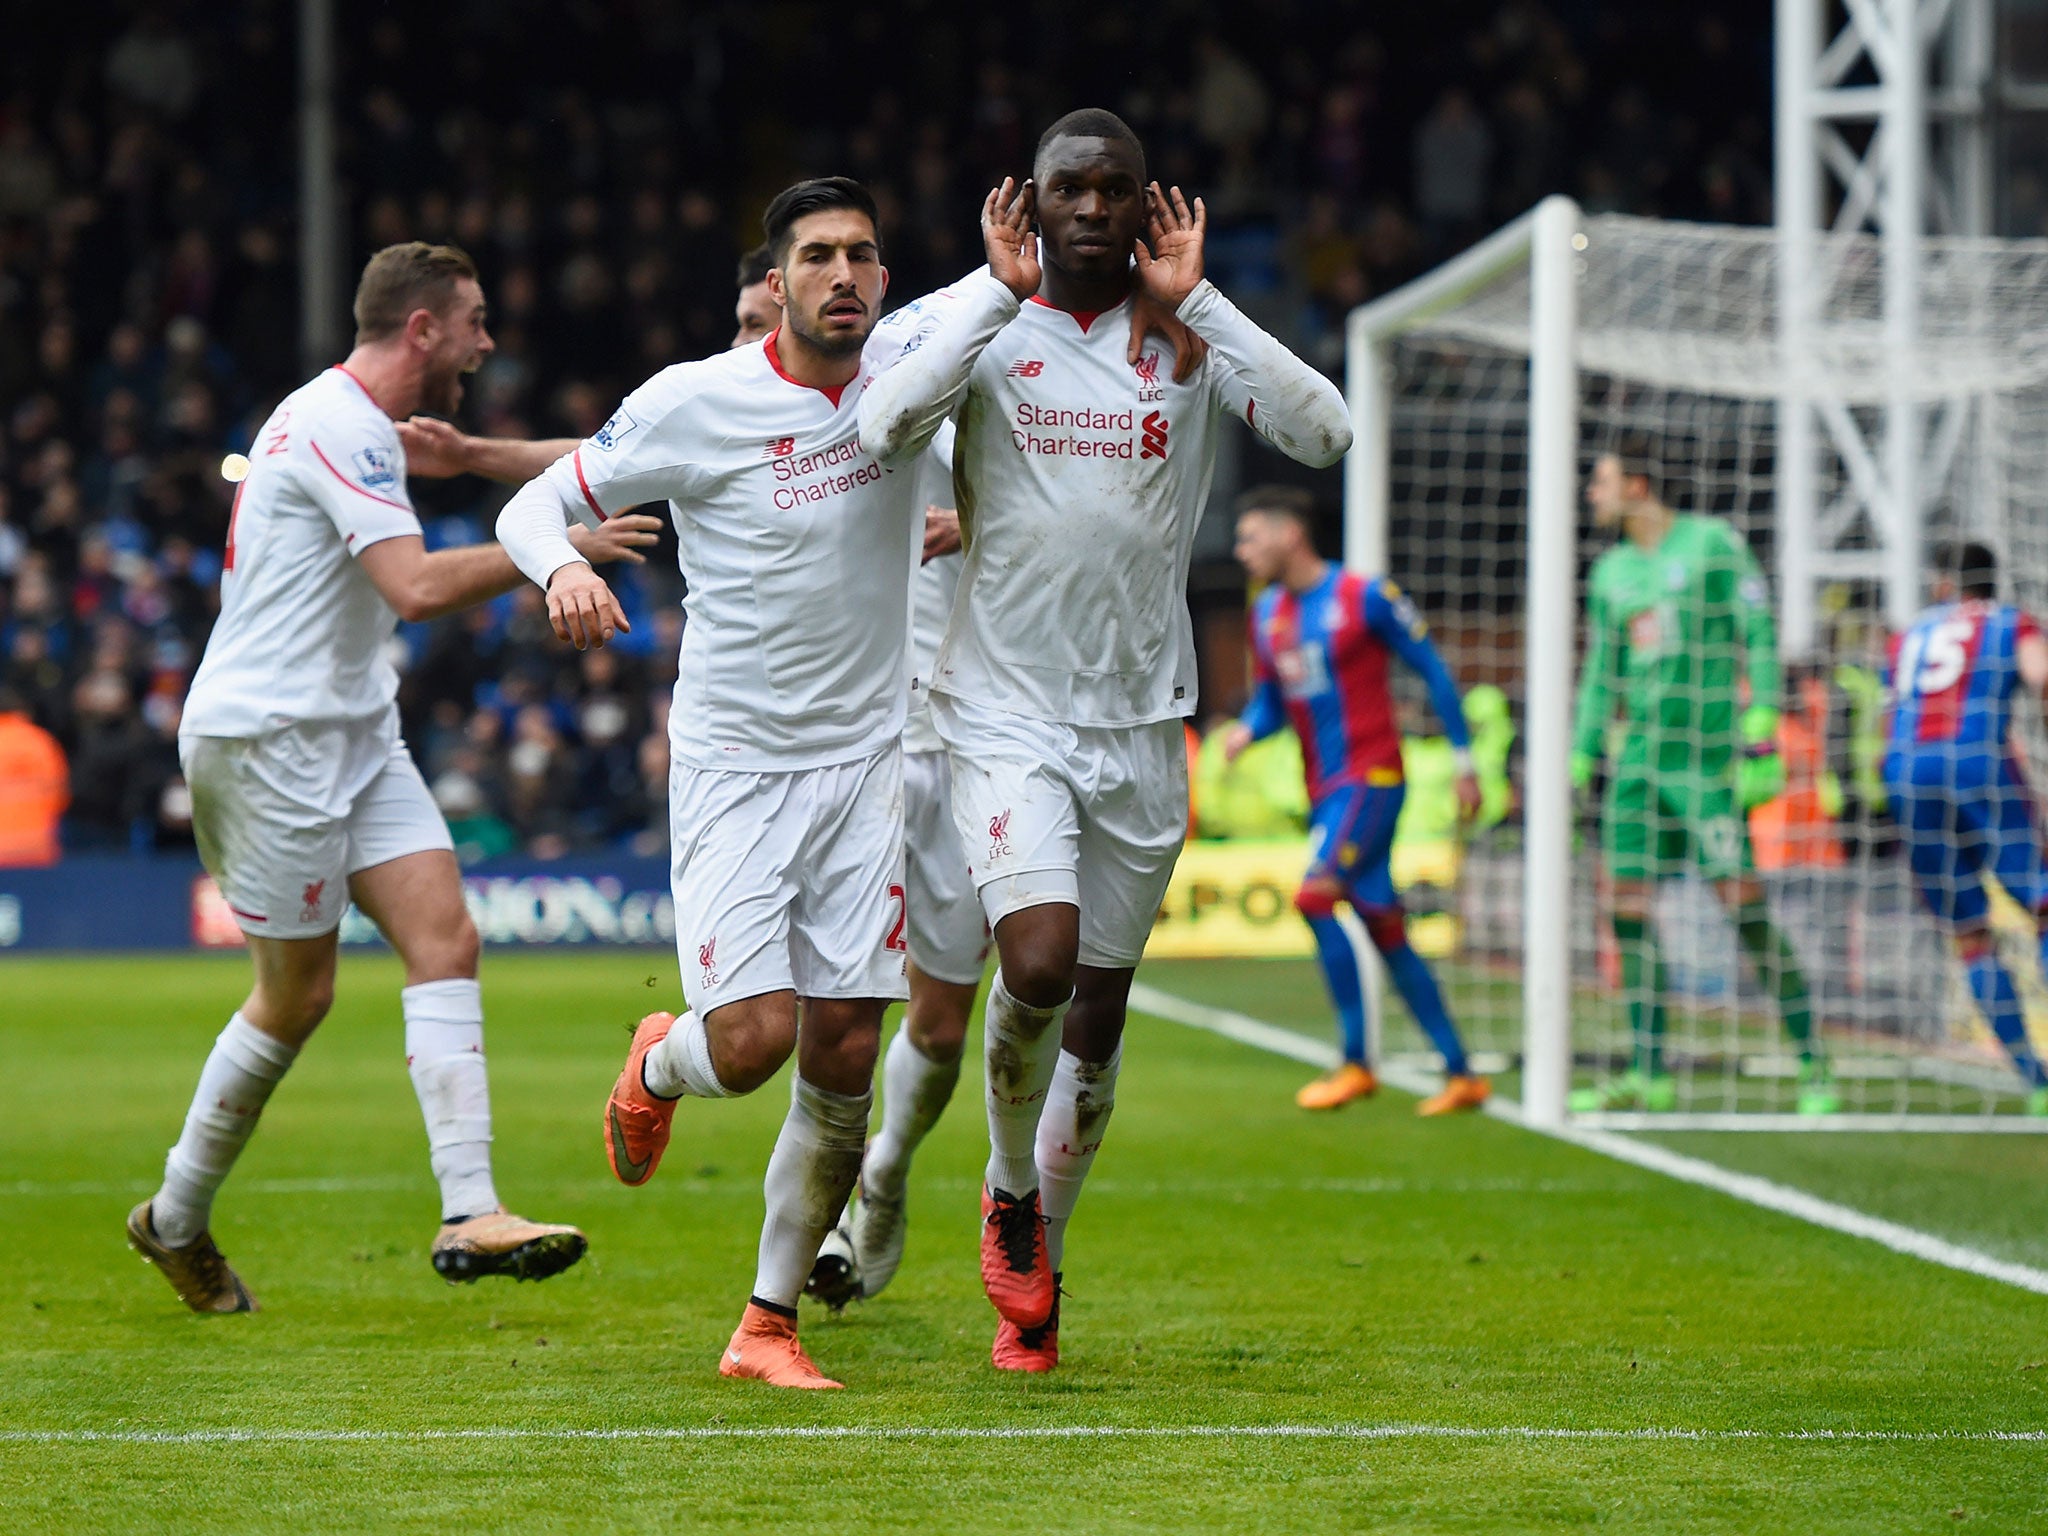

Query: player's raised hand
[546,562,629,651]
[982,177,1041,301]
[568,512,663,566]
[1455,770,1483,821]
[922,504,962,563]
[1127,293,1209,383]
[1133,183,1207,310]
[396,416,475,478]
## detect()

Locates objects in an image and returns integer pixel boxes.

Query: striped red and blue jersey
[1241,567,1469,800]
[1887,599,2039,756]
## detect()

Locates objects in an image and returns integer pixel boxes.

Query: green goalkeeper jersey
[1572,513,1779,770]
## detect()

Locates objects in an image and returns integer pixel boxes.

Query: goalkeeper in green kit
[1570,434,1838,1115]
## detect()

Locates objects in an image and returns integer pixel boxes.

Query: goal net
[1348,200,2048,1128]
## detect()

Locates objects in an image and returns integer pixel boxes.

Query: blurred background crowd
[0,0,1779,862]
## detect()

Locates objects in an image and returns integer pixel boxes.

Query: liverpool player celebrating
[1570,435,1836,1114]
[811,274,1204,1313]
[859,110,1351,1370]
[131,243,657,1313]
[1885,542,2048,1111]
[498,179,926,1391]
[802,437,987,1311]
[1225,486,1491,1116]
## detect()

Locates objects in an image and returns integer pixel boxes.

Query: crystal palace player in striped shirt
[1886,541,2048,1112]
[1225,487,1491,1116]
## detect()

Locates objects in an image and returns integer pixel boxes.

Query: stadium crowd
[0,0,1774,863]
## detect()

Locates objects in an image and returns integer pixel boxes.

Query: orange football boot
[605,1012,680,1186]
[718,1302,843,1389]
[991,1277,1060,1373]
[980,1186,1055,1327]
[1416,1074,1492,1116]
[1295,1062,1378,1110]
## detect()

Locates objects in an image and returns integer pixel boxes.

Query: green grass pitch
[2,951,2044,1533]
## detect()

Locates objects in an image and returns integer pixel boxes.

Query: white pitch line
[3,1424,2042,1448]
[1127,983,2048,1298]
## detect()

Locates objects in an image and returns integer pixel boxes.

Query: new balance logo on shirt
[1007,360,1045,377]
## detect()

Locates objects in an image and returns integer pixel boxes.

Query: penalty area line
[4,1424,2044,1447]
[1127,983,2048,1298]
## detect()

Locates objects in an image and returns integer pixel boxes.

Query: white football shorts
[669,744,909,1013]
[181,715,453,940]
[929,692,1188,969]
[902,747,989,986]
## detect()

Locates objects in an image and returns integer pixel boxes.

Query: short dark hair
[1235,484,1317,534]
[735,243,773,291]
[1605,430,1661,501]
[1034,108,1146,181]
[353,242,479,345]
[1935,539,1999,599]
[761,178,880,268]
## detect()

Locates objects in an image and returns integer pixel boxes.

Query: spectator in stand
[0,685,69,865]
[0,2,1782,865]
[1413,87,1494,257]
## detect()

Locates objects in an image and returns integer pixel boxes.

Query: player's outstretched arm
[353,512,656,628]
[398,416,582,485]
[1226,613,1287,763]
[1137,183,1351,469]
[1729,529,1783,727]
[356,537,524,623]
[1571,586,1617,787]
[857,180,1038,468]
[1371,580,1481,815]
[495,461,634,650]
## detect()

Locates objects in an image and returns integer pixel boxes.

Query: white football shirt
[903,422,959,755]
[498,329,925,772]
[860,271,1351,728]
[182,366,421,738]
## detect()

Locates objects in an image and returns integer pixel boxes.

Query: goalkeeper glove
[1570,751,1596,792]
[1738,706,1784,809]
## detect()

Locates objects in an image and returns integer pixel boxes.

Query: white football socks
[863,1028,962,1200]
[754,1074,871,1308]
[983,969,1071,1197]
[154,1013,299,1247]
[1036,1045,1121,1272]
[641,1010,733,1099]
[403,979,499,1222]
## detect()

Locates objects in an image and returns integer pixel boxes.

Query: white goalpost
[1345,194,2048,1131]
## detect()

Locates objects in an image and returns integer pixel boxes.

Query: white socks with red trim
[1036,1045,1121,1272]
[754,1074,871,1308]
[863,1029,962,1201]
[983,970,1071,1197]
[154,1013,298,1247]
[403,979,499,1222]
[642,1010,733,1099]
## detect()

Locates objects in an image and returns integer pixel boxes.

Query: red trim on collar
[763,329,847,408]
[1026,294,1106,334]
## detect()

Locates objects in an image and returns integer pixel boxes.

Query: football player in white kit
[497,178,940,1391]
[859,110,1353,1370]
[800,431,986,1310]
[130,243,661,1314]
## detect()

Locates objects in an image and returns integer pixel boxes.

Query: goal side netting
[1347,200,2048,1129]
